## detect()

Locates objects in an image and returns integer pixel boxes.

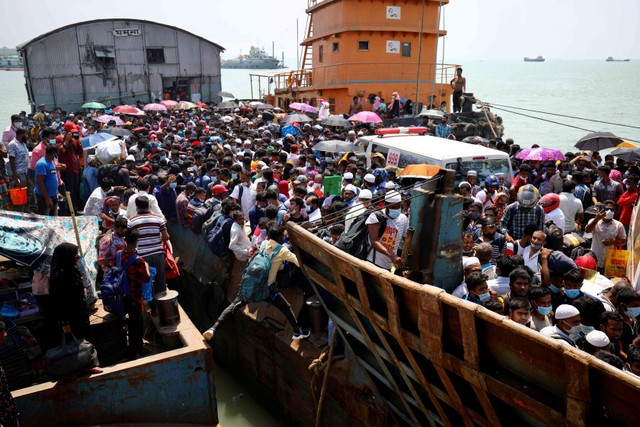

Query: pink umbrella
[515,147,566,161]
[160,100,178,110]
[143,103,168,112]
[93,115,124,125]
[112,105,140,114]
[289,102,317,114]
[348,111,382,124]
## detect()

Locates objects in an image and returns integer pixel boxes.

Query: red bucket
[8,187,27,206]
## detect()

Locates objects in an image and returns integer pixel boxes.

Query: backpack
[97,164,121,185]
[100,251,138,317]
[239,244,282,303]
[191,198,219,234]
[335,210,386,259]
[201,206,223,243]
[206,215,233,257]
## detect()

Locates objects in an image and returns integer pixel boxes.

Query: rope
[484,101,640,130]
[315,327,337,427]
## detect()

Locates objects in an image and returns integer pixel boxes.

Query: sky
[0,0,638,61]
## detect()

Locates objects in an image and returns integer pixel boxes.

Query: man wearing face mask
[501,184,545,243]
[585,199,626,271]
[463,271,493,304]
[521,230,545,273]
[366,192,409,270]
[528,286,554,331]
[2,115,21,150]
[616,175,639,230]
[614,288,640,353]
[153,174,178,222]
[6,128,30,212]
[554,269,605,315]
[541,304,581,347]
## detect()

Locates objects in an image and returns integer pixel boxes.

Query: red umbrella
[160,100,178,110]
[143,103,168,112]
[348,111,382,124]
[113,105,140,114]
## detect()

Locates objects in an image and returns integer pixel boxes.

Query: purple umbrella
[515,147,566,161]
[143,103,168,112]
[93,115,124,125]
[348,111,382,124]
[289,102,317,114]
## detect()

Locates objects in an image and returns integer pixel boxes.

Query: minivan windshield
[445,158,512,185]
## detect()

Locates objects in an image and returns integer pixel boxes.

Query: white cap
[458,180,471,189]
[555,304,580,320]
[359,189,373,200]
[125,154,135,162]
[87,154,96,163]
[343,172,354,179]
[223,144,231,150]
[385,191,401,203]
[364,173,376,183]
[495,172,505,178]
[347,130,356,136]
[357,131,364,136]
[586,330,610,348]
[384,181,395,190]
[234,138,242,144]
[467,170,478,177]
[343,184,357,193]
[463,257,481,269]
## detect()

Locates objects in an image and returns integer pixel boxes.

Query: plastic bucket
[8,187,27,206]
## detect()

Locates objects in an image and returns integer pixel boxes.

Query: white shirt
[588,218,626,268]
[84,187,108,217]
[230,183,256,218]
[452,282,467,298]
[522,246,541,273]
[558,192,583,233]
[487,276,510,297]
[366,212,409,270]
[307,207,322,224]
[126,190,165,220]
[229,221,251,261]
[545,208,566,234]
[540,325,575,347]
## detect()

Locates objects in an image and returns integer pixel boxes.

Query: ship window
[146,48,165,64]
[332,42,339,53]
[318,45,324,63]
[402,42,411,57]
[358,41,369,51]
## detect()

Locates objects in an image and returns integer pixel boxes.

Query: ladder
[300,1,314,72]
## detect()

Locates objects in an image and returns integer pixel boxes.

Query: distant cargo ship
[221,46,281,69]
[606,57,630,62]
[0,55,23,70]
[524,56,545,62]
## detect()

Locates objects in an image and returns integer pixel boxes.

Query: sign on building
[386,6,401,20]
[113,28,141,37]
[386,41,400,54]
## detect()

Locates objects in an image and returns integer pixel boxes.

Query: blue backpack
[239,245,282,303]
[206,215,233,257]
[101,251,138,317]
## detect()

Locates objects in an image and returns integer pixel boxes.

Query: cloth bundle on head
[610,169,622,182]
[278,180,290,197]
[555,304,580,320]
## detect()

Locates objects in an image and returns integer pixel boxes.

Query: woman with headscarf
[48,243,90,345]
[388,92,402,118]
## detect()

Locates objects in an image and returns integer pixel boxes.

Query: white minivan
[357,129,512,185]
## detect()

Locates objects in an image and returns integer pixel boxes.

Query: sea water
[2,60,639,153]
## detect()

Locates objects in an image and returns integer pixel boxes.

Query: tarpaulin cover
[0,211,99,286]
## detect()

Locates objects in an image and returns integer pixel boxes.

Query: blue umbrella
[81,132,117,149]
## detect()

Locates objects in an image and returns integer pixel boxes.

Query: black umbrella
[312,140,362,153]
[100,127,131,137]
[283,114,313,123]
[611,147,640,162]
[321,116,352,128]
[217,91,235,98]
[215,101,238,109]
[575,131,623,151]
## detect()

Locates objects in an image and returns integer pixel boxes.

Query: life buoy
[375,127,428,136]
[286,72,295,88]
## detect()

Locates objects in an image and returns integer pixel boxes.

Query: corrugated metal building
[17,19,224,112]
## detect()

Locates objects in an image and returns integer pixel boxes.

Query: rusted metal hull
[287,221,640,426]
[13,305,218,427]
[168,222,394,427]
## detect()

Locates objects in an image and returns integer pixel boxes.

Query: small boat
[606,57,630,62]
[524,56,545,62]
[0,55,23,71]
[222,46,281,69]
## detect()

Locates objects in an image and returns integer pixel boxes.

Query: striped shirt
[128,213,166,257]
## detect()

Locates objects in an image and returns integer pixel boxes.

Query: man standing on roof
[450,67,466,113]
[348,96,362,116]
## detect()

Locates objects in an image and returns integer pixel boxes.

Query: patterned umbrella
[143,103,167,112]
[160,100,178,110]
[348,111,382,124]
[93,115,124,125]
[515,147,566,161]
[174,101,198,110]
[289,102,317,113]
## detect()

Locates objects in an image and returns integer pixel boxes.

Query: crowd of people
[2,99,640,386]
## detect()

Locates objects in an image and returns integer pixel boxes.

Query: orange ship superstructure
[265,0,457,114]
